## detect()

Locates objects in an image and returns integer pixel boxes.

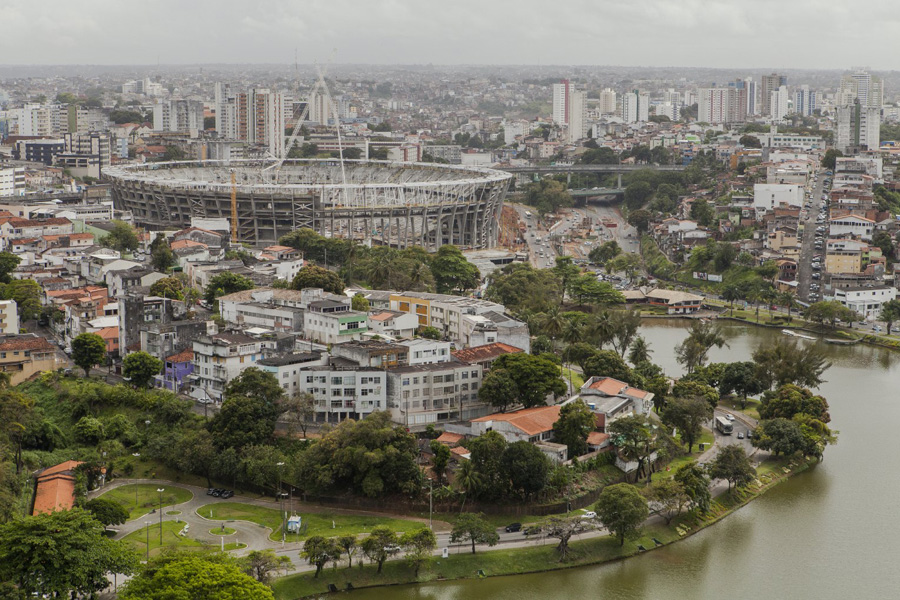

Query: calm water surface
[349,321,900,600]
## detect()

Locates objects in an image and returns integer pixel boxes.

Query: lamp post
[145,521,151,561]
[157,488,165,544]
[276,462,285,545]
[423,478,433,530]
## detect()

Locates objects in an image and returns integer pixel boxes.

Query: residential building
[829,215,875,241]
[155,349,195,392]
[152,99,204,132]
[794,85,817,117]
[191,332,269,401]
[622,90,649,124]
[258,351,327,395]
[760,73,787,116]
[451,341,523,372]
[836,100,881,153]
[598,88,617,114]
[331,339,408,368]
[769,86,790,121]
[304,301,367,344]
[698,88,731,125]
[299,362,387,422]
[12,139,65,165]
[834,286,897,320]
[754,184,804,212]
[577,376,654,422]
[398,339,452,365]
[468,405,562,444]
[55,132,111,179]
[366,309,419,339]
[0,300,18,334]
[215,85,286,158]
[0,167,25,197]
[0,334,56,385]
[387,361,484,425]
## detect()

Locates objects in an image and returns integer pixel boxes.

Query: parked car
[725,414,735,422]
[737,432,745,439]
[221,490,234,499]
[582,511,597,519]
[523,525,543,536]
[505,522,522,533]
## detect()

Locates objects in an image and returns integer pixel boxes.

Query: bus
[715,416,733,435]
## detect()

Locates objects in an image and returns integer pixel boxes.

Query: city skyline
[1,0,898,69]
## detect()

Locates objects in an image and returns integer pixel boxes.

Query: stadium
[104,159,512,248]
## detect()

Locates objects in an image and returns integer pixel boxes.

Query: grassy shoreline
[273,456,816,599]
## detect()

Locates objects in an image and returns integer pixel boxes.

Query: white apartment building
[770,86,790,121]
[829,215,875,241]
[698,88,731,125]
[622,90,649,124]
[598,88,617,114]
[300,364,387,423]
[0,167,25,197]
[753,184,804,212]
[153,99,204,132]
[398,339,452,365]
[794,85,817,117]
[303,301,367,344]
[836,101,881,153]
[257,351,328,395]
[834,286,897,320]
[191,332,268,401]
[552,80,574,125]
[366,309,419,339]
[387,361,485,425]
[0,300,19,334]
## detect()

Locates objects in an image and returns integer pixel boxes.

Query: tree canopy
[490,353,566,408]
[291,265,344,295]
[595,483,649,546]
[71,332,107,376]
[122,351,163,389]
[204,272,254,306]
[430,245,480,294]
[553,399,596,457]
[121,552,272,600]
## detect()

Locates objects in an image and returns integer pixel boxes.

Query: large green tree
[879,299,900,335]
[501,441,550,499]
[752,339,830,390]
[101,220,139,252]
[708,444,756,492]
[208,395,279,450]
[595,483,649,546]
[360,526,400,574]
[401,527,437,577]
[122,553,273,599]
[149,276,183,300]
[84,497,130,527]
[719,361,766,408]
[758,384,831,423]
[643,478,690,524]
[673,460,711,513]
[553,399,596,458]
[751,418,807,457]
[662,396,713,453]
[225,367,285,406]
[302,535,338,578]
[290,265,344,295]
[490,353,566,408]
[0,508,138,597]
[478,368,519,412]
[484,262,563,314]
[0,251,21,284]
[624,181,652,210]
[2,279,40,320]
[122,351,163,388]
[674,321,727,374]
[204,272,254,305]
[430,245,480,294]
[450,513,499,554]
[71,332,107,376]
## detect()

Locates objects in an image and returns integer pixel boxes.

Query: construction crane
[230,169,238,244]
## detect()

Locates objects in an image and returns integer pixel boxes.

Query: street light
[157,488,165,545]
[423,478,433,530]
[276,462,286,545]
[145,521,151,561]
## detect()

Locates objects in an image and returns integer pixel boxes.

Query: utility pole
[157,488,165,545]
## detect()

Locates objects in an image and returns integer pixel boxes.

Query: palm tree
[627,335,651,365]
[589,310,616,349]
[455,460,481,498]
[538,305,567,349]
[721,284,742,316]
[365,251,393,289]
[407,261,431,291]
[778,290,798,321]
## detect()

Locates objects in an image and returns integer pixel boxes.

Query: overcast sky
[1,0,896,70]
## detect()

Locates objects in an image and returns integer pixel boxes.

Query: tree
[673,460,711,513]
[879,299,900,335]
[360,526,400,574]
[291,265,344,295]
[0,508,138,598]
[224,367,284,406]
[122,351,163,388]
[454,458,482,498]
[101,220,139,252]
[71,332,107,376]
[149,276,183,300]
[0,252,20,284]
[758,383,831,423]
[490,353,566,408]
[588,240,621,265]
[671,379,719,409]
[151,242,176,272]
[280,391,316,438]
[430,440,451,485]
[523,179,573,216]
[805,300,859,329]
[662,396,713,453]
[431,245,480,294]
[606,253,643,283]
[708,444,756,492]
[626,209,652,234]
[336,535,358,569]
[450,513,499,554]
[208,395,279,450]
[84,497,130,526]
[543,514,596,561]
[582,349,633,383]
[3,279,40,320]
[302,536,338,578]
[122,553,273,599]
[719,361,766,408]
[628,336,652,365]
[751,418,807,457]
[595,483,649,546]
[739,134,762,148]
[624,181,652,210]
[204,272,254,305]
[643,478,690,524]
[752,339,830,390]
[822,148,843,170]
[417,325,441,340]
[674,321,727,374]
[485,262,563,314]
[566,274,624,306]
[467,431,508,500]
[351,293,370,312]
[607,416,656,483]
[477,368,518,412]
[690,198,715,226]
[553,399,596,458]
[242,549,292,583]
[501,441,550,499]
[295,412,420,497]
[401,528,436,577]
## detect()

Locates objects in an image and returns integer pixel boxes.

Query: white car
[582,511,597,519]
[724,414,735,422]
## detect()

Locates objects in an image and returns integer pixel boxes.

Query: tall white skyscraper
[598,88,617,114]
[214,84,285,158]
[836,100,881,153]
[770,86,790,121]
[552,80,574,125]
[622,90,649,123]
[794,85,817,117]
[841,69,883,109]
[745,78,758,116]
[698,88,731,125]
[760,73,787,117]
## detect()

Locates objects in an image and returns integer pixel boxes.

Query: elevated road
[499,164,687,175]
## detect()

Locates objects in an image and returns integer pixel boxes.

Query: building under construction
[104,159,511,248]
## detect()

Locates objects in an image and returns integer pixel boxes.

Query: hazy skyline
[0,0,897,70]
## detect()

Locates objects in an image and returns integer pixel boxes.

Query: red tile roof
[0,335,55,352]
[587,432,610,446]
[451,342,523,364]
[471,405,562,436]
[435,431,464,446]
[32,460,82,515]
[167,349,194,363]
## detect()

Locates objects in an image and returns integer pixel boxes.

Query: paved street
[797,167,827,302]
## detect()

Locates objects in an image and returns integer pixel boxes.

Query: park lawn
[100,484,193,521]
[560,368,584,390]
[273,522,677,600]
[198,502,426,542]
[122,520,209,557]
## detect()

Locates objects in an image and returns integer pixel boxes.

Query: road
[797,168,827,302]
